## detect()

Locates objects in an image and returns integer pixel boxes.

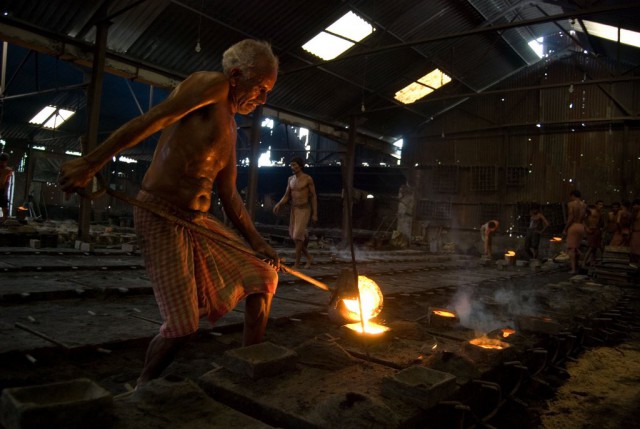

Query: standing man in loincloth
[273,157,318,268]
[59,39,280,387]
[563,190,586,274]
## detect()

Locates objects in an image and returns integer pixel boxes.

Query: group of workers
[482,191,640,275]
[564,191,640,273]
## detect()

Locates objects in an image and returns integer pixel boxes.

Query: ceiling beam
[0,21,399,155]
[284,2,640,75]
[364,75,640,113]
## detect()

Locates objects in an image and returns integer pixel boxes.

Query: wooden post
[79,8,109,242]
[246,106,263,220]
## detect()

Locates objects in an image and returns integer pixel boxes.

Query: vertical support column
[341,116,357,246]
[621,123,629,198]
[501,131,508,224]
[79,12,109,241]
[1,41,8,96]
[22,146,34,204]
[246,106,263,220]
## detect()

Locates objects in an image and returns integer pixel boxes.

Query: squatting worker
[273,157,318,268]
[58,40,280,387]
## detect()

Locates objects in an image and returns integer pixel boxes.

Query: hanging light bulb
[568,84,574,93]
[195,39,201,53]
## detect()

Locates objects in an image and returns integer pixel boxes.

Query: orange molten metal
[470,337,509,350]
[433,310,456,318]
[17,206,29,211]
[551,237,562,242]
[505,251,516,257]
[342,276,389,334]
[501,328,516,338]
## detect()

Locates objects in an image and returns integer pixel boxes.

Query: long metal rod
[15,322,71,349]
[0,83,88,101]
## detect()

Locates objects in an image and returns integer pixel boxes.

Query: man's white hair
[222,39,278,79]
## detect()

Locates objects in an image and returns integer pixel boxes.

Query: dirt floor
[2,317,639,428]
[537,335,640,429]
[1,247,639,428]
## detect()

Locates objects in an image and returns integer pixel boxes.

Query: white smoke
[449,282,539,334]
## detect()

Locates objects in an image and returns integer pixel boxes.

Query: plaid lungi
[134,190,278,338]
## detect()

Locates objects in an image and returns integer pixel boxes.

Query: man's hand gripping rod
[76,174,331,292]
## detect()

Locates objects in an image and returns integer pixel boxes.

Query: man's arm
[2,168,12,186]
[272,179,291,215]
[540,214,549,233]
[564,203,575,234]
[59,72,228,192]
[308,176,318,223]
[217,151,278,262]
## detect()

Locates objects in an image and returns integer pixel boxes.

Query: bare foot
[304,261,311,269]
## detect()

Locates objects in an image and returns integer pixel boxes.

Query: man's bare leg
[293,239,304,268]
[569,248,578,274]
[302,246,313,268]
[137,333,192,387]
[243,292,273,346]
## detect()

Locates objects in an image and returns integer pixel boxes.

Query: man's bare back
[567,199,586,227]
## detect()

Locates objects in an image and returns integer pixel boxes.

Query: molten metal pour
[328,270,389,334]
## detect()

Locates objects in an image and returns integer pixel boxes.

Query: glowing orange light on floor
[501,328,516,338]
[433,310,456,318]
[470,337,509,350]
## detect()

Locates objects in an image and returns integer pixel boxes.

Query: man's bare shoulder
[186,70,226,82]
[174,71,229,102]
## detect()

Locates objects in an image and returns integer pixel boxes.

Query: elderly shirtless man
[59,39,280,386]
[273,157,318,268]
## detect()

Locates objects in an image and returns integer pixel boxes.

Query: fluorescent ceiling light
[118,156,138,163]
[573,20,640,48]
[65,150,82,156]
[394,69,452,104]
[32,145,47,151]
[528,37,544,58]
[302,11,374,60]
[29,106,75,129]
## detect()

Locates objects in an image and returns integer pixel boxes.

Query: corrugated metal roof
[0,0,638,158]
